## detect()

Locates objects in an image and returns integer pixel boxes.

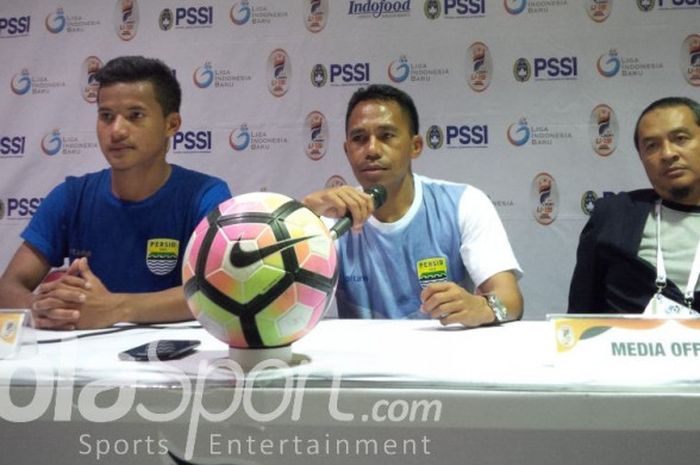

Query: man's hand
[303,186,375,230]
[32,263,90,330]
[420,282,494,327]
[68,257,128,329]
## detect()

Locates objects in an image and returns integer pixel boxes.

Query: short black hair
[94,56,181,116]
[634,96,700,152]
[345,84,419,136]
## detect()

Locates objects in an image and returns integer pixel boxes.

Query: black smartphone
[118,339,201,361]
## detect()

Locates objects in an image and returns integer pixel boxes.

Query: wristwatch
[485,294,508,324]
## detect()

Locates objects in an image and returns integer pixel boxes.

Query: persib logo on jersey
[173,130,212,153]
[427,124,488,149]
[146,239,179,276]
[513,56,578,81]
[416,257,448,288]
[0,136,26,158]
[311,62,370,87]
[159,5,213,30]
[0,15,31,38]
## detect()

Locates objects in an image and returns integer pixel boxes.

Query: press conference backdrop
[0,0,698,319]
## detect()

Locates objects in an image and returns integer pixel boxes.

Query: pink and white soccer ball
[182,192,338,349]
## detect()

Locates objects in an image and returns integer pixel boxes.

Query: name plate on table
[0,310,33,359]
[549,314,700,364]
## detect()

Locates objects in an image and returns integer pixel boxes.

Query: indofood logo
[231,1,289,26]
[507,117,571,146]
[347,0,412,19]
[513,58,531,82]
[424,0,440,19]
[531,172,558,226]
[387,55,449,84]
[506,118,530,146]
[41,129,98,156]
[586,0,612,22]
[193,61,252,89]
[10,70,31,95]
[41,129,62,156]
[589,104,618,157]
[304,111,328,161]
[505,0,569,14]
[10,68,66,96]
[45,7,100,33]
[426,125,443,150]
[597,48,663,78]
[114,0,138,41]
[81,56,103,103]
[682,34,700,87]
[325,175,347,188]
[310,64,328,87]
[230,123,288,152]
[305,0,329,32]
[467,42,492,92]
[267,48,291,97]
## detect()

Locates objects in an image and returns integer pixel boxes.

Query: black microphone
[330,185,387,240]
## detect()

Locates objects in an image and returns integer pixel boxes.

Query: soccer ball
[182,192,338,349]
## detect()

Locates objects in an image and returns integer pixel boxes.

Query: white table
[1,320,699,464]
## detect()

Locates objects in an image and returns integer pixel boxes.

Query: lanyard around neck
[654,200,700,306]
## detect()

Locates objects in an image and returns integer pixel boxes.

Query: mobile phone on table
[118,339,201,361]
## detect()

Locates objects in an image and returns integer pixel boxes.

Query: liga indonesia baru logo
[11,70,31,95]
[388,56,411,83]
[507,118,530,146]
[504,0,527,15]
[597,50,621,78]
[193,62,214,88]
[45,7,66,33]
[230,1,252,25]
[229,124,251,151]
[41,129,62,156]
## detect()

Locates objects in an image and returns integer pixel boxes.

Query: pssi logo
[444,0,485,16]
[0,16,31,37]
[229,124,251,151]
[597,50,621,77]
[424,0,441,19]
[0,136,26,156]
[426,125,444,149]
[41,130,62,156]
[230,1,252,25]
[331,63,370,84]
[514,57,578,81]
[428,124,488,148]
[388,56,410,83]
[173,131,212,153]
[4,198,43,218]
[160,6,213,29]
[310,64,328,87]
[45,8,66,33]
[507,119,530,146]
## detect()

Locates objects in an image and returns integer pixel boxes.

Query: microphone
[330,185,387,240]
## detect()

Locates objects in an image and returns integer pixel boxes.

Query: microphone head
[365,185,387,210]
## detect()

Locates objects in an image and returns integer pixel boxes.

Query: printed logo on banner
[45,7,100,34]
[346,0,412,18]
[506,118,530,146]
[267,49,291,97]
[325,175,347,188]
[41,129,98,156]
[531,172,558,225]
[506,117,571,146]
[513,58,531,82]
[505,0,569,15]
[173,130,213,154]
[114,0,138,41]
[443,0,486,18]
[146,239,179,276]
[0,15,31,38]
[310,64,328,87]
[681,34,700,87]
[426,123,488,149]
[0,200,4,220]
[1,197,43,220]
[10,68,66,96]
[10,70,32,95]
[304,111,328,161]
[596,49,663,78]
[424,0,441,19]
[158,6,213,30]
[305,0,329,32]
[229,123,288,152]
[638,0,700,10]
[589,104,618,157]
[230,1,289,26]
[311,62,369,87]
[426,125,444,149]
[580,191,598,215]
[81,56,103,103]
[387,55,449,84]
[467,42,492,92]
[514,56,578,81]
[192,61,251,89]
[636,0,654,10]
[585,0,612,22]
[0,136,26,159]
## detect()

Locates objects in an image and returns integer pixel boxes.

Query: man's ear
[165,112,182,137]
[411,134,423,160]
